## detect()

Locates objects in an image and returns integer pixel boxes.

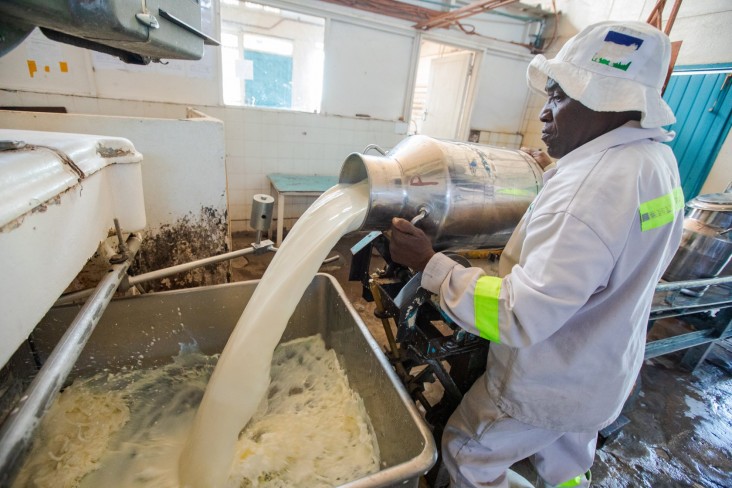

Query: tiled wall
[210,108,406,234]
[0,90,407,236]
[520,92,547,151]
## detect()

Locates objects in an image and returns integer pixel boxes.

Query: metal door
[421,51,474,140]
[663,65,732,199]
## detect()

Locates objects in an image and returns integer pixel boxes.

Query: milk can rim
[688,192,732,212]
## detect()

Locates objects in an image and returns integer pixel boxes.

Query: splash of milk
[179,182,368,487]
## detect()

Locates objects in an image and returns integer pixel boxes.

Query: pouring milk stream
[179,182,368,487]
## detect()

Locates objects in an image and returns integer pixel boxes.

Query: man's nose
[539,103,552,122]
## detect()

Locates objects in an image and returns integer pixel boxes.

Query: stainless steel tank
[663,192,732,295]
[339,135,544,251]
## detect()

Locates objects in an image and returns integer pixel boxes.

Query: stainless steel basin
[29,273,437,487]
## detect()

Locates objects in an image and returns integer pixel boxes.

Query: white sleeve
[421,253,488,338]
[419,211,615,347]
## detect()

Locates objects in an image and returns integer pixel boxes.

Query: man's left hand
[389,218,435,271]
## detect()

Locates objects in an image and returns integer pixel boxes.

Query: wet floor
[231,232,732,487]
[590,345,731,487]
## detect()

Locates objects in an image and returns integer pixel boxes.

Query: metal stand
[349,234,488,444]
[646,275,732,370]
[599,275,732,446]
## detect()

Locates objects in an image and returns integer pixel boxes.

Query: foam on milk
[12,382,130,488]
[179,182,369,487]
[13,351,216,488]
[227,335,380,486]
[15,335,379,487]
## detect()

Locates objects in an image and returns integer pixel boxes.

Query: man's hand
[389,218,435,271]
[520,146,554,170]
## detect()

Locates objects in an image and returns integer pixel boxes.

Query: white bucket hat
[527,20,676,128]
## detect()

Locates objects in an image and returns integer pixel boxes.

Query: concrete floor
[231,232,732,487]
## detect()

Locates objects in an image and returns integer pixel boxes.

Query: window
[220,1,324,112]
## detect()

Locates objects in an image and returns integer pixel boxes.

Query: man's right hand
[520,146,554,170]
[389,218,435,272]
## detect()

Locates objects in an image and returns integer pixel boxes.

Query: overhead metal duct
[0,0,219,64]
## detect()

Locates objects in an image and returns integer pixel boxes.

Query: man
[389,21,684,487]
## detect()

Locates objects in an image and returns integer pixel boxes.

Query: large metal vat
[339,135,543,251]
[664,193,732,295]
[18,274,437,487]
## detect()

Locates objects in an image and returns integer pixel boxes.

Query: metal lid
[688,192,732,212]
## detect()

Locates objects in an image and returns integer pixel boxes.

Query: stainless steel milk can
[339,135,544,250]
[663,192,732,295]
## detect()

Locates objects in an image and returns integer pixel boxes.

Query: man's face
[539,78,613,158]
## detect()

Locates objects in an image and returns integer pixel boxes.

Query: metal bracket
[251,239,274,255]
[135,12,160,29]
[0,140,26,151]
[158,8,220,46]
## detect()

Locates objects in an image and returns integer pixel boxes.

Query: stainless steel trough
[28,273,437,487]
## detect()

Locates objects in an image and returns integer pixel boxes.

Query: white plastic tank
[0,129,146,367]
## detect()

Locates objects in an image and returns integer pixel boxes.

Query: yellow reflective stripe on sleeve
[474,276,502,343]
[639,187,684,232]
[556,471,591,487]
[556,475,583,487]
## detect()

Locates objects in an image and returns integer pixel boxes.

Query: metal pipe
[56,244,266,305]
[664,0,683,35]
[0,233,142,487]
[127,246,259,286]
[113,217,126,254]
[655,275,732,292]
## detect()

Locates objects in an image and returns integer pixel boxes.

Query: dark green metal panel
[663,68,732,200]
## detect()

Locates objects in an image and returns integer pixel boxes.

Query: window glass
[220,1,324,112]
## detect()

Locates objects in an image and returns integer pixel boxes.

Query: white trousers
[442,376,595,488]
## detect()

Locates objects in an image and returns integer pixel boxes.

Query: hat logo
[591,30,644,72]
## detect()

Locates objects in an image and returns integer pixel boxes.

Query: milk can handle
[363,144,387,156]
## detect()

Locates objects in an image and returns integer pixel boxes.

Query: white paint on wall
[471,52,532,134]
[322,20,415,120]
[700,131,732,195]
[0,29,96,96]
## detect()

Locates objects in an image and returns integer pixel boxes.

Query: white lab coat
[422,121,683,432]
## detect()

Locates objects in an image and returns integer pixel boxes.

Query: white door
[421,51,474,140]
